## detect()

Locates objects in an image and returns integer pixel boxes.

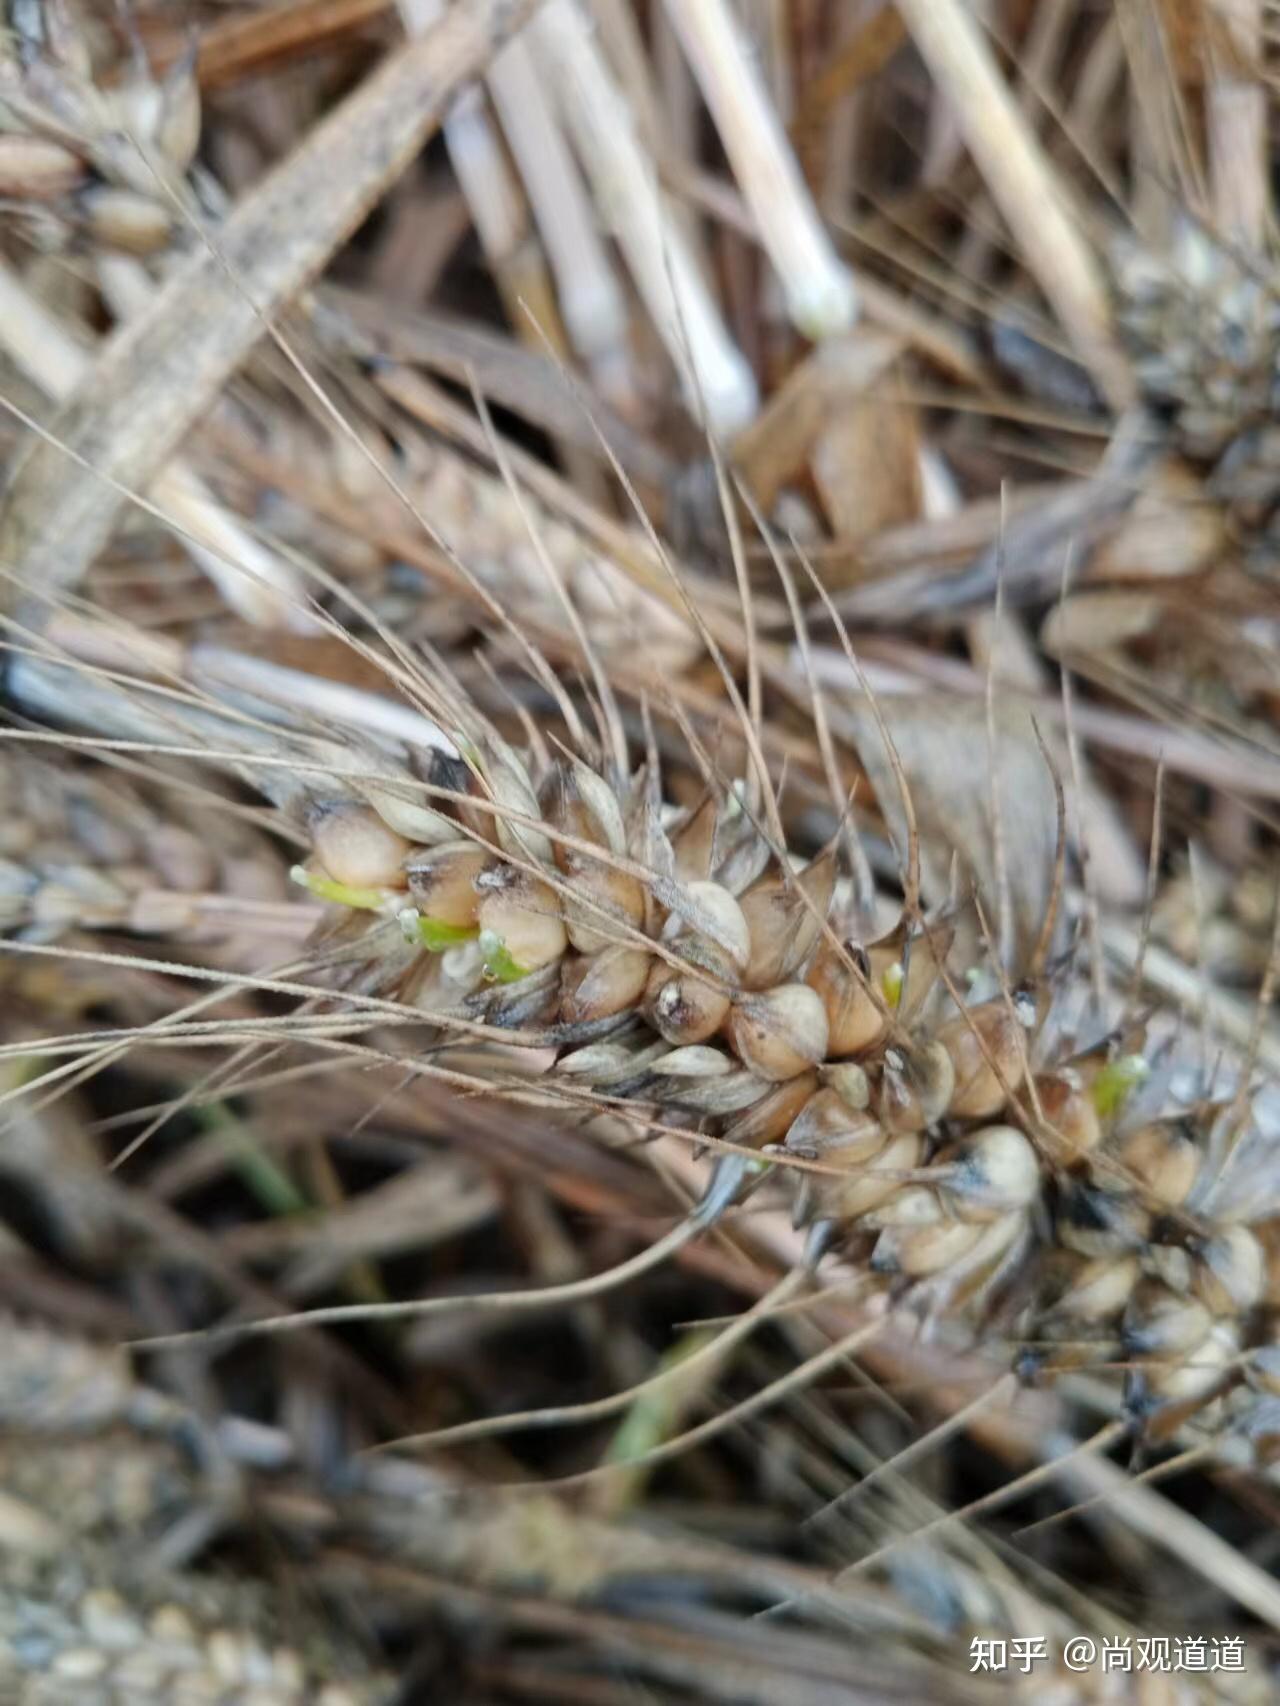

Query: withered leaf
[832,692,1061,974]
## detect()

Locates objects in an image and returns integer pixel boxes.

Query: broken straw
[530,0,758,434]
[487,32,634,403]
[0,258,313,632]
[662,0,857,341]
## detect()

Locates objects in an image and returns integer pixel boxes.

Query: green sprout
[398,908,480,952]
[479,927,529,983]
[290,865,387,911]
[1091,1053,1151,1119]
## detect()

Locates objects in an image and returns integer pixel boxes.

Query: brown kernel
[643,960,729,1045]
[725,1071,820,1148]
[667,881,751,972]
[729,983,829,1081]
[935,1124,1040,1221]
[404,839,487,927]
[476,867,567,972]
[873,1218,984,1278]
[1032,1069,1102,1164]
[0,134,85,199]
[785,1087,885,1168]
[1116,1120,1200,1209]
[738,850,835,990]
[807,939,889,1057]
[560,944,651,1024]
[830,1129,921,1221]
[546,762,646,953]
[877,1041,955,1134]
[310,803,410,890]
[936,996,1033,1120]
[1047,1253,1141,1326]
[83,185,172,253]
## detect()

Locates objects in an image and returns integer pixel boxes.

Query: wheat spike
[10,614,1280,1484]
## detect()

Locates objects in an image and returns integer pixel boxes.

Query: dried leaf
[1088,461,1227,581]
[0,0,543,622]
[1041,590,1166,657]
[811,365,923,559]
[732,330,903,510]
[833,693,1061,973]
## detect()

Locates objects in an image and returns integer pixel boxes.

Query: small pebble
[150,1605,197,1644]
[171,1671,225,1704]
[51,1645,109,1679]
[80,1587,142,1649]
[241,1639,276,1684]
[112,1650,172,1690]
[272,1647,306,1690]
[11,1630,57,1669]
[207,1628,247,1682]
